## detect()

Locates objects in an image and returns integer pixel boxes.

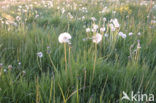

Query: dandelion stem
[49,77,53,103]
[48,54,57,73]
[37,57,42,72]
[36,76,40,103]
[92,43,97,80]
[83,69,86,98]
[68,46,71,70]
[64,43,67,72]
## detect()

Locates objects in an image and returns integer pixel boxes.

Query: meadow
[0,0,156,103]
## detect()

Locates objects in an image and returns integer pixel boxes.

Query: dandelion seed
[92,33,102,44]
[100,27,106,32]
[17,8,21,12]
[5,21,9,25]
[86,28,91,33]
[103,17,107,22]
[18,62,21,65]
[93,24,99,30]
[91,17,96,21]
[37,52,43,58]
[151,20,156,24]
[35,15,39,19]
[1,21,4,24]
[4,69,7,72]
[110,18,120,28]
[61,8,65,14]
[137,32,141,36]
[58,32,72,44]
[22,71,26,75]
[16,16,21,22]
[112,11,116,14]
[81,16,85,20]
[68,12,73,19]
[8,65,13,70]
[109,24,116,31]
[129,32,133,36]
[18,5,22,9]
[91,28,96,33]
[119,32,127,39]
[137,40,141,49]
[104,33,108,37]
[83,25,86,28]
[83,38,87,41]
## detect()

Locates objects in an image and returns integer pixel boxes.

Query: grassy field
[0,0,156,103]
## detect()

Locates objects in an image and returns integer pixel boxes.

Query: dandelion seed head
[91,17,96,21]
[92,24,99,30]
[86,28,91,33]
[104,33,108,37]
[92,33,102,44]
[129,32,133,36]
[16,16,21,22]
[111,18,120,28]
[58,32,72,44]
[37,52,43,58]
[109,24,116,31]
[18,62,21,65]
[22,71,26,75]
[137,32,141,36]
[8,65,13,70]
[119,32,127,39]
[100,27,106,32]
[103,17,107,22]
[4,69,7,72]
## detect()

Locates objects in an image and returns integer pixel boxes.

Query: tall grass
[0,0,156,102]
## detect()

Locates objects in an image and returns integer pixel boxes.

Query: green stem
[48,54,57,73]
[64,43,67,72]
[92,43,97,81]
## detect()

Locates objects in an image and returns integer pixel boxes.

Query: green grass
[0,0,156,103]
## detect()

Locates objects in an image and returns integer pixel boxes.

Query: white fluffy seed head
[119,32,127,39]
[111,18,120,28]
[37,52,43,58]
[86,28,91,33]
[92,33,102,44]
[58,32,72,44]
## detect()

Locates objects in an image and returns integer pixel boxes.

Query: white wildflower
[100,27,106,32]
[91,17,96,21]
[92,33,102,44]
[93,24,99,30]
[103,17,107,22]
[58,32,72,44]
[137,32,141,36]
[128,32,133,36]
[110,18,120,28]
[8,65,13,70]
[18,62,21,65]
[86,28,91,33]
[119,32,127,39]
[91,29,96,33]
[16,16,21,22]
[37,52,43,58]
[104,33,108,37]
[4,69,7,72]
[109,24,116,31]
